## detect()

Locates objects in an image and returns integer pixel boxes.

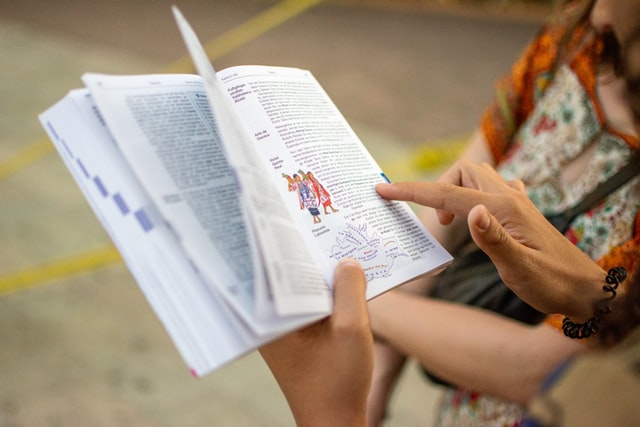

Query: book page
[218,65,453,299]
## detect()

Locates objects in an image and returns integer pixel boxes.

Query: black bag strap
[549,151,640,233]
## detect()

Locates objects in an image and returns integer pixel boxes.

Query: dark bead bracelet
[562,267,627,339]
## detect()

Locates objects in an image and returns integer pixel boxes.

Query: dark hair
[558,0,640,103]
[554,0,622,74]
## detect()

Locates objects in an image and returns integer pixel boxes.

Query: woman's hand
[259,259,372,427]
[376,160,606,321]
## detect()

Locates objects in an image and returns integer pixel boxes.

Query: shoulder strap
[558,151,640,226]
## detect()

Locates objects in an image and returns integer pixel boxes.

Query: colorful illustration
[299,170,339,215]
[282,169,338,224]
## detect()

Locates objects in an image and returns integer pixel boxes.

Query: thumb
[332,259,368,328]
[467,205,519,267]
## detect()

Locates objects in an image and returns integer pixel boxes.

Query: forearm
[368,291,585,405]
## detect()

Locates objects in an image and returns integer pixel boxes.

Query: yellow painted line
[163,0,325,73]
[0,245,122,295]
[0,137,54,181]
[413,135,468,172]
[379,134,469,182]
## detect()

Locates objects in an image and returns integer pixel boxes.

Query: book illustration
[282,169,338,224]
[302,170,339,215]
[330,223,409,280]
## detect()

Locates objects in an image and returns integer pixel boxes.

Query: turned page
[174,8,333,317]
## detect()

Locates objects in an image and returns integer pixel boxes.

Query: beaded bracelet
[562,266,627,339]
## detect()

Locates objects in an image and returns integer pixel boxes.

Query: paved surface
[0,1,542,425]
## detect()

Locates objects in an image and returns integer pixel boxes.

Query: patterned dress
[434,9,640,427]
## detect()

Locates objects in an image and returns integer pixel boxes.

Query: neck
[597,72,639,138]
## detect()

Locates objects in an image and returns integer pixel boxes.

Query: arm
[367,20,565,412]
[259,259,372,427]
[366,132,494,426]
[370,159,613,405]
[368,292,584,405]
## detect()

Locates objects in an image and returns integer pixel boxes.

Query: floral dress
[434,9,640,427]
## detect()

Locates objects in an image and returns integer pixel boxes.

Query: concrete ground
[0,1,543,426]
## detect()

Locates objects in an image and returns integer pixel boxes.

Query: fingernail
[338,258,361,268]
[477,208,490,231]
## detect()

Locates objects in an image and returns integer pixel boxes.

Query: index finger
[376,181,495,218]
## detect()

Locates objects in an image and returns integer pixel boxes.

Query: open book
[39,7,452,377]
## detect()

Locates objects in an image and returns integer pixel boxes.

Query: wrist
[562,267,610,322]
[562,267,627,339]
[293,404,367,427]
